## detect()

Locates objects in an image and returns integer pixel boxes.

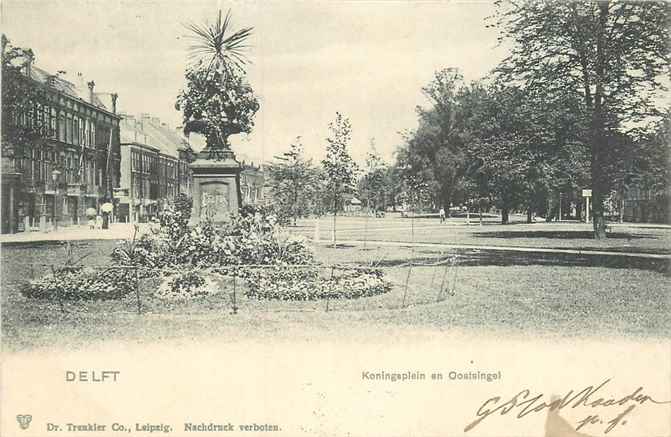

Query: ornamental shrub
[159,194,192,240]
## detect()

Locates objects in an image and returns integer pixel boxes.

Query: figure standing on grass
[439,207,446,223]
[95,214,103,230]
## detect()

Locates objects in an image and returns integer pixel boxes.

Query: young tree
[493,1,670,238]
[321,113,359,248]
[267,137,317,226]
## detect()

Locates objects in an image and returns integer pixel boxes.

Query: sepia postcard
[1,1,669,436]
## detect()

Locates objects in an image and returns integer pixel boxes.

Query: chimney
[87,81,95,104]
[76,72,85,93]
[111,93,118,114]
[23,54,34,78]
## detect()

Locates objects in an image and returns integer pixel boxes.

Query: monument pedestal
[189,148,242,226]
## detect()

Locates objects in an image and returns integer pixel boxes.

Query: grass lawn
[295,215,671,254]
[1,238,669,352]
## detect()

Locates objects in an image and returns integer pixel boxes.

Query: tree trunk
[332,198,337,249]
[576,198,582,222]
[292,184,299,226]
[591,1,609,240]
[501,207,509,225]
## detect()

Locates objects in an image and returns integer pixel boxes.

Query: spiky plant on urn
[176,9,260,224]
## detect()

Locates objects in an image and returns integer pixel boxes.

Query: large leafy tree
[461,80,591,224]
[493,0,670,238]
[1,36,50,158]
[358,139,389,212]
[626,110,671,221]
[413,68,469,212]
[461,83,533,223]
[321,112,359,247]
[383,164,404,212]
[394,128,439,210]
[266,137,318,226]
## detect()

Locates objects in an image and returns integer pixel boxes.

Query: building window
[73,117,80,145]
[67,114,74,144]
[50,107,57,139]
[82,118,88,146]
[58,111,66,142]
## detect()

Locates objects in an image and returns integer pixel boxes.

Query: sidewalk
[314,238,671,259]
[0,223,138,244]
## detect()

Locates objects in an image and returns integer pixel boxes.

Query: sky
[1,0,508,166]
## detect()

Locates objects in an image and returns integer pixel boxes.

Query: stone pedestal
[189,148,242,226]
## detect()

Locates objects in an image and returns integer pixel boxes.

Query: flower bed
[21,201,392,305]
[245,266,391,301]
[19,267,135,301]
[154,269,219,301]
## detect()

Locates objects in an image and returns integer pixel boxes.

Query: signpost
[113,188,129,198]
[582,189,592,223]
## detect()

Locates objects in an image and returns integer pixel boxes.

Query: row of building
[1,62,265,234]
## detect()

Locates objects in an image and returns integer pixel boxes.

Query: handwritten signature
[464,378,670,434]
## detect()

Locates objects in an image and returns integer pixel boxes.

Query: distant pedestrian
[439,207,446,223]
[95,215,103,230]
[88,217,95,230]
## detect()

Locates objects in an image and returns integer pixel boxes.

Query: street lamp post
[51,169,62,231]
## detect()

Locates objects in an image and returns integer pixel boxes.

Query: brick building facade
[1,64,121,234]
[239,160,265,206]
[117,114,193,223]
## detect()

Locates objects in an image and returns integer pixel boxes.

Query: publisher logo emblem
[16,415,32,430]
